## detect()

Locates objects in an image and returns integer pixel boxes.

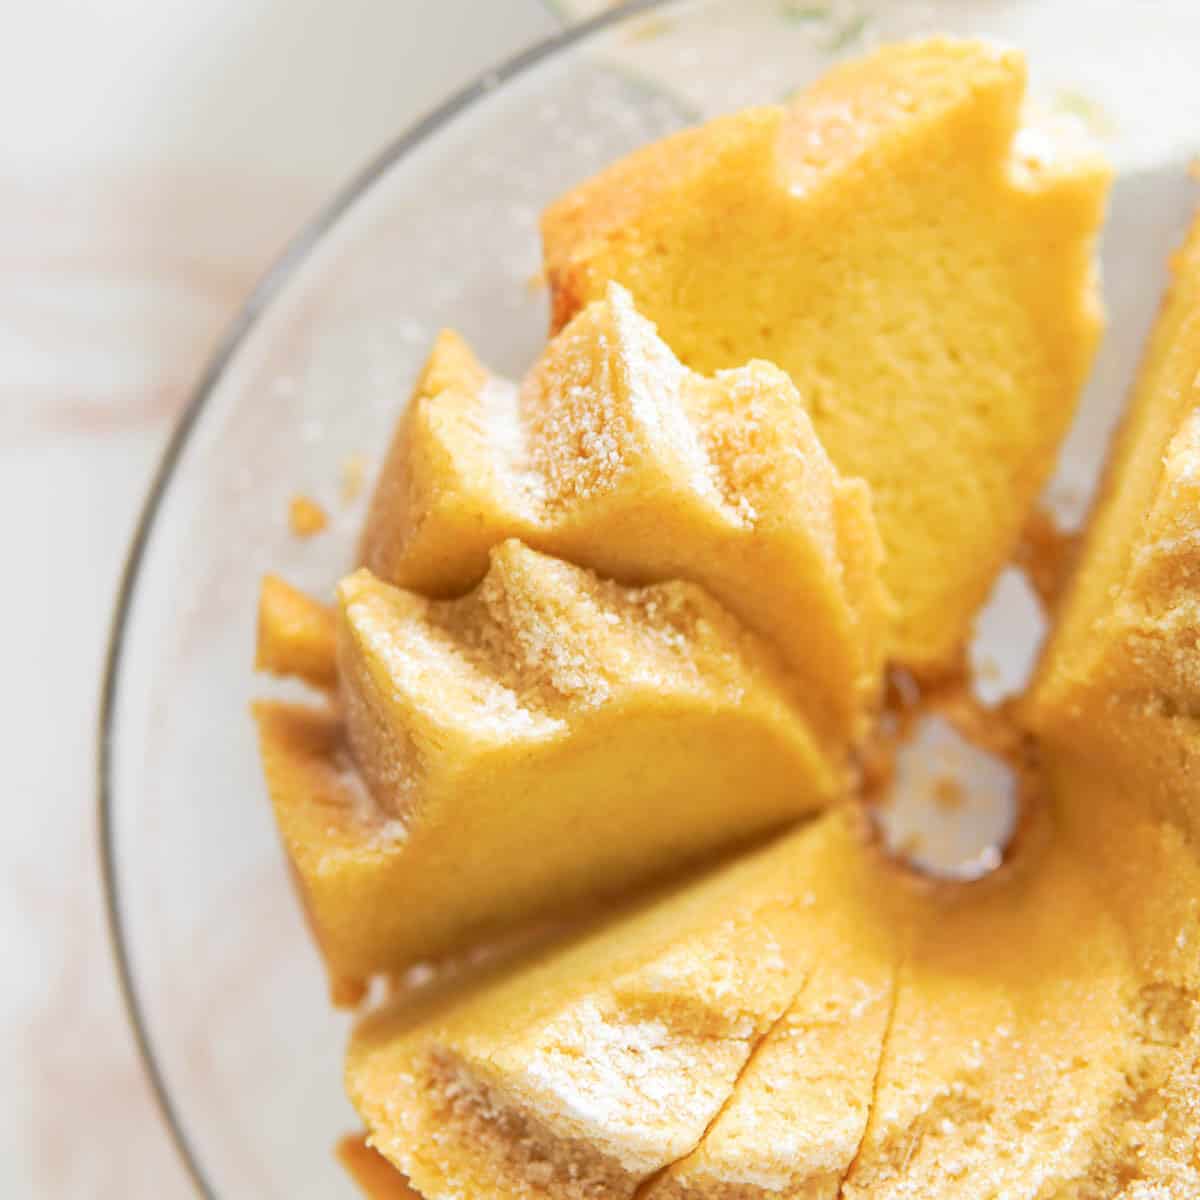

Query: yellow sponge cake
[640,816,905,1199]
[1044,754,1200,1198]
[1032,214,1200,715]
[256,541,836,996]
[359,282,888,744]
[346,815,911,1200]
[1028,218,1200,1193]
[1030,215,1200,844]
[1041,621,1200,1193]
[543,38,1109,672]
[1034,408,1200,719]
[255,574,337,691]
[345,811,1177,1200]
[841,838,1142,1198]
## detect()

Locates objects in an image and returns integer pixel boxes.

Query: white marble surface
[4,2,572,1193]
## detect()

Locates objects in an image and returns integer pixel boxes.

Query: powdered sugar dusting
[512,283,736,522]
[450,545,763,712]
[516,997,750,1168]
[349,583,563,745]
[468,553,616,709]
[705,364,838,549]
[525,306,637,512]
[479,375,537,493]
[605,283,727,509]
[330,738,398,833]
[1164,405,1200,487]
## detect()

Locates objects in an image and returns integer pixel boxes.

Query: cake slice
[639,819,906,1199]
[345,814,912,1200]
[1029,214,1200,843]
[255,541,836,997]
[1045,756,1200,1198]
[643,816,1157,1200]
[1028,222,1200,1193]
[359,282,888,744]
[1037,576,1200,1196]
[1032,212,1200,714]
[841,837,1143,1199]
[1033,409,1200,757]
[1041,657,1200,1191]
[543,37,1109,672]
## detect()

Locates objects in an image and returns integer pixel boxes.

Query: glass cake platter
[99,1,1199,1195]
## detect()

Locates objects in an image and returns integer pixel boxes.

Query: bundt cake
[243,35,1200,1200]
[542,37,1109,673]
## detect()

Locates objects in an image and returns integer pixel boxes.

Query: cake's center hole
[868,562,1048,881]
[870,709,1019,881]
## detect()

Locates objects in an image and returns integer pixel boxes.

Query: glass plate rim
[95,2,671,1195]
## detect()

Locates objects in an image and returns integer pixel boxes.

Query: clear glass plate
[100,1,1200,1195]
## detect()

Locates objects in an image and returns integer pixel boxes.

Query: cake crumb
[289,494,329,538]
[624,14,674,43]
[341,454,368,505]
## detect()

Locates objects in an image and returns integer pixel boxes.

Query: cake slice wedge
[639,817,905,1200]
[841,836,1142,1199]
[359,282,888,744]
[256,541,837,998]
[1045,756,1200,1199]
[1029,213,1200,844]
[1034,407,1200,726]
[345,814,912,1200]
[1027,221,1200,1193]
[543,37,1109,673]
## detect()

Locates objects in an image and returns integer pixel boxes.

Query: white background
[2,1,588,1193]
